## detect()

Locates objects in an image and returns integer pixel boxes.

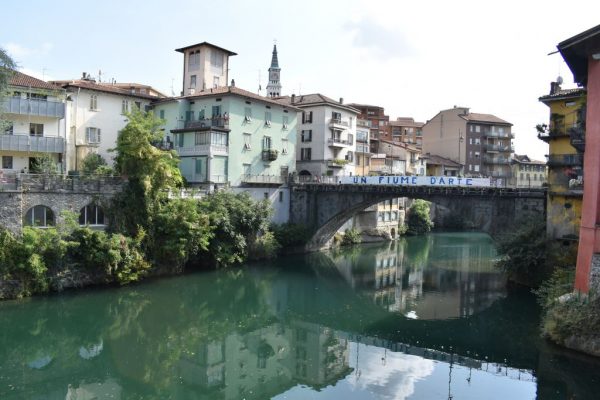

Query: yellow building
[538,83,586,239]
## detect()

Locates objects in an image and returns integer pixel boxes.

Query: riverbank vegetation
[406,199,433,235]
[0,111,277,300]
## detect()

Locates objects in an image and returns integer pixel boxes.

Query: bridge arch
[290,183,546,251]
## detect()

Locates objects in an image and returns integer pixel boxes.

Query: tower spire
[266,42,282,98]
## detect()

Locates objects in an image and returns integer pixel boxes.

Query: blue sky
[3,0,599,160]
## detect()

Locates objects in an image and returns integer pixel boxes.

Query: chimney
[82,72,87,79]
[550,81,561,95]
[291,94,296,104]
[339,97,344,104]
[231,79,235,87]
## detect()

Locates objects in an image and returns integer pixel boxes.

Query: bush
[406,200,433,235]
[81,153,111,176]
[342,228,361,246]
[271,223,310,249]
[248,230,281,260]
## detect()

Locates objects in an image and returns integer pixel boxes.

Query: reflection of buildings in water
[177,321,351,399]
[65,378,122,400]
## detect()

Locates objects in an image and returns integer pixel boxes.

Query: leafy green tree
[29,154,58,174]
[342,228,361,245]
[198,191,272,266]
[81,153,111,175]
[0,48,16,133]
[110,109,182,235]
[406,199,433,235]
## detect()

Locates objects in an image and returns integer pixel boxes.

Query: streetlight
[458,131,464,176]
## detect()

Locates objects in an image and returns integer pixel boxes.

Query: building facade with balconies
[390,117,424,149]
[276,94,358,178]
[538,83,586,239]
[347,103,390,154]
[422,106,514,183]
[51,75,162,170]
[1,71,67,173]
[355,119,371,176]
[510,154,547,188]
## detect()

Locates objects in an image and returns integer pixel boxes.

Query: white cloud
[345,18,415,60]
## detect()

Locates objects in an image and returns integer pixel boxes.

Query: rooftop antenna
[98,69,102,83]
[258,69,262,95]
[170,78,175,96]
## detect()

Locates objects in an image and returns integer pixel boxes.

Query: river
[1,232,600,399]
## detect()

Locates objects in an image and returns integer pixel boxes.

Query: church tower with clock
[266,44,282,97]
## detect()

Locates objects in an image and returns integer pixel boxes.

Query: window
[190,75,197,88]
[159,109,165,119]
[188,50,200,69]
[24,205,54,227]
[302,111,313,124]
[475,138,480,145]
[86,127,101,144]
[469,138,473,145]
[244,107,252,121]
[475,125,481,133]
[300,148,311,160]
[178,133,184,147]
[29,123,44,137]
[210,50,224,71]
[243,133,252,150]
[347,133,354,144]
[263,192,269,200]
[4,122,13,135]
[474,152,480,159]
[2,156,13,169]
[263,136,272,150]
[332,111,341,122]
[90,94,98,111]
[195,158,203,175]
[213,76,220,87]
[345,151,354,162]
[474,165,480,172]
[121,100,128,114]
[282,116,288,129]
[281,138,289,154]
[265,111,272,126]
[301,130,312,142]
[134,101,141,110]
[279,191,283,202]
[79,204,105,226]
[212,105,221,117]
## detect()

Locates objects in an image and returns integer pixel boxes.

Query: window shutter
[179,133,184,147]
[309,111,313,122]
[97,129,101,143]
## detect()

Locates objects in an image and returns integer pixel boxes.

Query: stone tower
[266,44,282,97]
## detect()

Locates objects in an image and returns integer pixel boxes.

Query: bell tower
[266,44,282,97]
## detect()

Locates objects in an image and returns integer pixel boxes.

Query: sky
[3,0,599,161]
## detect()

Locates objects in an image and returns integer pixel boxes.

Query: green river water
[1,232,600,399]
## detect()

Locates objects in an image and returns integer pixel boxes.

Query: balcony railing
[176,144,228,157]
[547,154,583,167]
[1,97,65,118]
[329,118,349,128]
[483,143,513,152]
[262,149,279,162]
[181,117,229,129]
[569,126,585,152]
[482,131,515,139]
[483,155,511,165]
[326,159,348,168]
[0,135,65,153]
[242,174,285,185]
[328,138,351,147]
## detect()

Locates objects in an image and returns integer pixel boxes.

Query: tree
[406,199,433,235]
[109,109,182,235]
[81,153,111,175]
[0,48,16,133]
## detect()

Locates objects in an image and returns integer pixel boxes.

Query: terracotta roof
[347,103,385,110]
[390,118,424,128]
[98,82,168,98]
[51,79,160,99]
[276,94,359,113]
[539,88,586,103]
[175,42,237,55]
[513,154,546,165]
[153,86,303,111]
[9,70,62,91]
[380,139,421,153]
[461,113,511,125]
[424,154,461,167]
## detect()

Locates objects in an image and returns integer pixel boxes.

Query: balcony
[242,174,285,185]
[487,170,513,178]
[327,159,348,168]
[483,155,511,165]
[181,117,229,129]
[482,131,514,139]
[262,149,279,162]
[1,97,65,118]
[329,118,349,129]
[569,126,585,152]
[0,135,65,153]
[483,143,513,153]
[547,154,584,167]
[328,138,351,148]
[176,144,228,157]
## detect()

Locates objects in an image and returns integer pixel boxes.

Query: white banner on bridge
[339,176,491,187]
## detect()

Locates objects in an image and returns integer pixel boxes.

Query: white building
[1,71,67,173]
[177,41,236,95]
[276,94,359,178]
[51,75,164,170]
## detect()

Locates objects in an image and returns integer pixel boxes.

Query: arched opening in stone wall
[23,205,55,227]
[79,204,105,227]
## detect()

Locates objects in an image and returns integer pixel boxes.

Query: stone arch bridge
[290,183,546,250]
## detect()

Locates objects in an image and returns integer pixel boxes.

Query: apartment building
[153,42,299,223]
[347,103,390,154]
[390,117,424,149]
[51,75,163,169]
[422,106,514,182]
[355,119,371,175]
[1,71,67,173]
[538,82,586,239]
[511,154,547,188]
[276,94,358,178]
